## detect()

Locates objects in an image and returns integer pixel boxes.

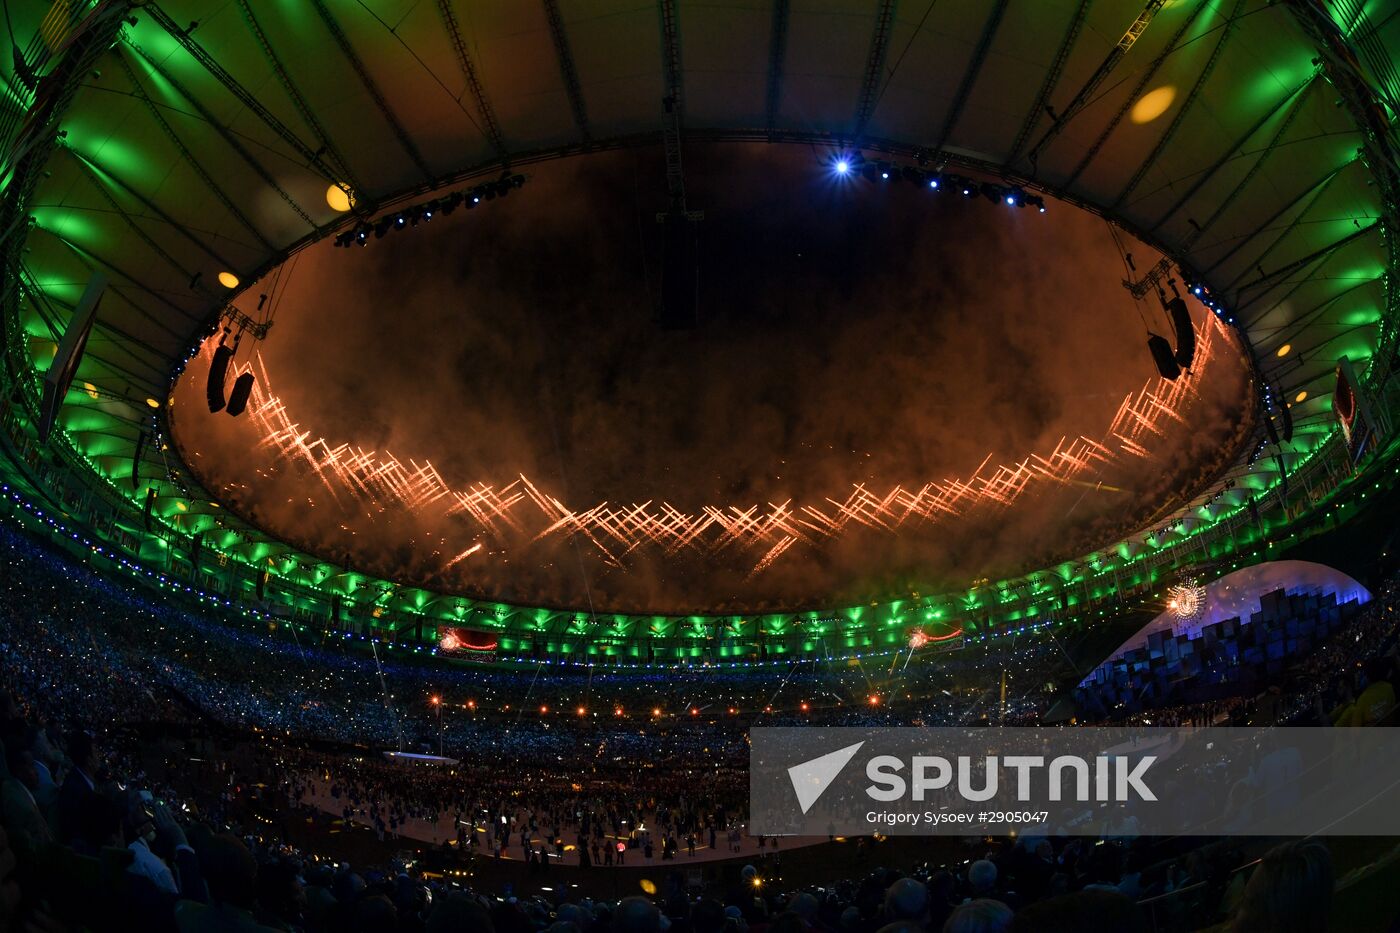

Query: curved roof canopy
[3,0,1398,650]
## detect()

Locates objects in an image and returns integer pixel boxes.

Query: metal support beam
[1007,0,1092,165]
[852,0,897,140]
[1266,277,1377,352]
[1231,223,1377,313]
[935,0,1008,154]
[1110,0,1245,212]
[1151,75,1316,236]
[657,0,698,216]
[1189,91,1318,250]
[658,0,684,117]
[114,53,274,253]
[0,3,124,261]
[43,233,195,343]
[234,0,365,194]
[1203,165,1346,277]
[312,0,436,184]
[1061,0,1208,190]
[66,148,203,281]
[1286,0,1400,386]
[436,0,510,165]
[1026,0,1167,170]
[143,4,340,185]
[541,0,591,142]
[17,266,169,384]
[122,41,319,232]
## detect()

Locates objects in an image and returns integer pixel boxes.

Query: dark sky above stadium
[172,143,1253,613]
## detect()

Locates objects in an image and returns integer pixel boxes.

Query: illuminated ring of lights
[1166,576,1207,622]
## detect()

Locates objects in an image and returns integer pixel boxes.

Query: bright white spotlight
[835,160,850,175]
[928,179,939,189]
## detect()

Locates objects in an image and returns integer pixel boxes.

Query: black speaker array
[1166,297,1195,370]
[206,344,233,412]
[1146,333,1180,380]
[226,372,255,417]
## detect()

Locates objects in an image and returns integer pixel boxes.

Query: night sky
[172,143,1254,613]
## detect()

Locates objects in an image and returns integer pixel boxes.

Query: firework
[1167,576,1207,622]
[203,317,1225,577]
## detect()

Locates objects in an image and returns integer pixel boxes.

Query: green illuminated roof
[2,0,1397,650]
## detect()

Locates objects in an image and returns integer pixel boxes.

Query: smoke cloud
[171,144,1254,613]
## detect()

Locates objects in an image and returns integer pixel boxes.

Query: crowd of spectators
[1076,573,1400,730]
[1,519,1397,930]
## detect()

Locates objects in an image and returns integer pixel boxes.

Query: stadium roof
[3,0,1398,644]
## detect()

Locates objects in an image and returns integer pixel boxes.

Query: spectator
[614,895,664,933]
[883,876,928,926]
[1,744,52,847]
[968,860,999,899]
[944,898,1013,933]
[1230,841,1333,933]
[54,730,101,845]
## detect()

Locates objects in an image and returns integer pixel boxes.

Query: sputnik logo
[787,741,864,814]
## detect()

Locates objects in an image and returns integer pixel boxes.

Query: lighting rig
[831,153,1046,213]
[332,174,527,248]
[1180,278,1236,327]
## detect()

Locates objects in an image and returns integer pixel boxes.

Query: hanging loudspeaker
[1147,333,1180,380]
[1281,396,1294,443]
[143,487,156,530]
[1264,411,1280,447]
[256,569,268,600]
[1166,297,1195,370]
[206,344,233,412]
[225,371,255,416]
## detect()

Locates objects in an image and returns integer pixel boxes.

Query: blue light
[1006,195,1015,205]
[835,160,850,175]
[928,179,939,189]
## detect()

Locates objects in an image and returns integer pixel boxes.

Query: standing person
[54,731,101,845]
